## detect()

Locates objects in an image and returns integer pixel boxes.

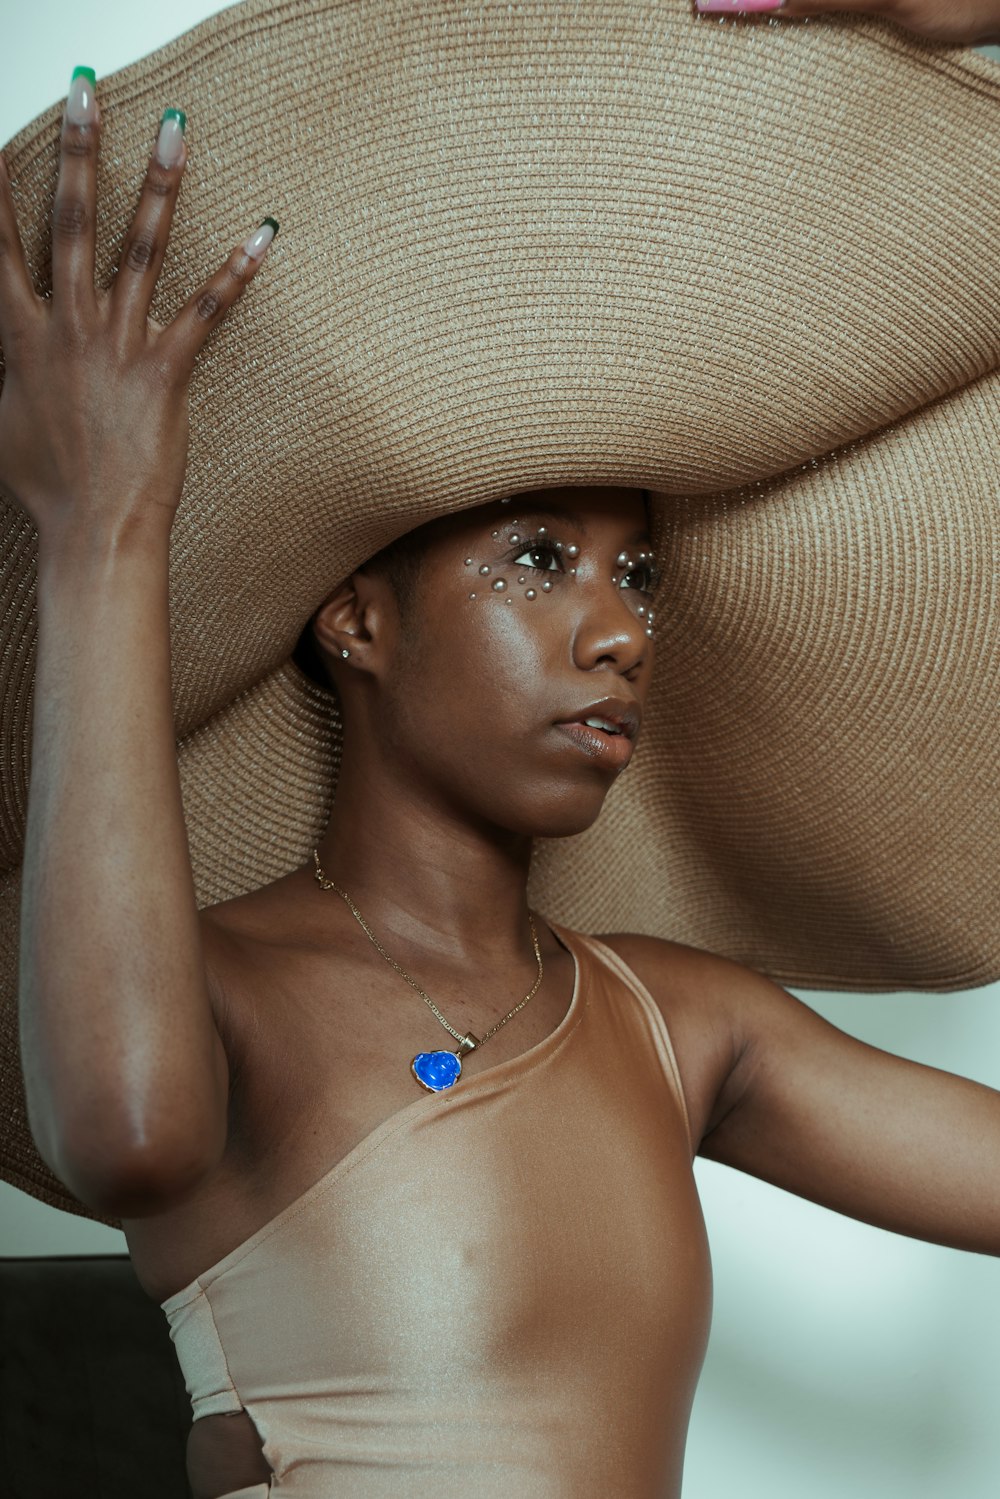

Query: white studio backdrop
[2,5,999,1497]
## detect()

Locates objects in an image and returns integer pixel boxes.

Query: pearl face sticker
[462,518,660,634]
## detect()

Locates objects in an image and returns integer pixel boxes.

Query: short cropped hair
[292,512,453,690]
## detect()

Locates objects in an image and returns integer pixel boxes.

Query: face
[318,485,659,840]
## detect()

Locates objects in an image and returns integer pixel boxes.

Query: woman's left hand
[695,0,1000,46]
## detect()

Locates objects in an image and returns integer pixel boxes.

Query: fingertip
[154,111,187,172]
[243,218,279,262]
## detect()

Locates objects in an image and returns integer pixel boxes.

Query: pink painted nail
[696,0,786,11]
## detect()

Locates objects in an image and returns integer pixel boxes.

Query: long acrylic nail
[244,218,279,260]
[155,109,187,168]
[65,66,98,127]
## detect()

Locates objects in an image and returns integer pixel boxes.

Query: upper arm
[597,932,1000,1257]
[73,915,234,1220]
[697,958,1000,1256]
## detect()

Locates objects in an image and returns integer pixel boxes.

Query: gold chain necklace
[312,848,544,1093]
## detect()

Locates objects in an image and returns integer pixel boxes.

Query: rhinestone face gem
[412,1050,462,1091]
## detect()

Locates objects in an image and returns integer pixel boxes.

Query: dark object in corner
[0,1254,192,1498]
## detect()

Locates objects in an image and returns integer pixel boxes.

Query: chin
[503,785,611,841]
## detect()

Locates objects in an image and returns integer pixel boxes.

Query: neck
[309,744,541,968]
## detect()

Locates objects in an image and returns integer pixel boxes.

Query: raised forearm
[18,520,227,1205]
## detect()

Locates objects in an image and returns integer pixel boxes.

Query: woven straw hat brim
[1,0,999,1223]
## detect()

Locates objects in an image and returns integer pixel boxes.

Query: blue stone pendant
[411,1034,479,1092]
[412,1050,462,1091]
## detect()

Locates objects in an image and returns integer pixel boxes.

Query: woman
[2,4,999,1496]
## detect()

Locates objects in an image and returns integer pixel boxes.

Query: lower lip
[554,722,634,769]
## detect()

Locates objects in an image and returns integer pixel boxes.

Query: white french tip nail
[65,72,98,127]
[155,117,185,168]
[243,221,277,260]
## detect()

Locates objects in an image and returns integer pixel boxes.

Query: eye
[620,561,661,595]
[510,536,563,572]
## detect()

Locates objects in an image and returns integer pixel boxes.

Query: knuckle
[0,314,34,361]
[148,352,180,388]
[61,123,97,159]
[225,253,252,288]
[195,288,223,323]
[123,234,158,272]
[52,197,89,240]
[143,163,175,200]
[54,318,90,358]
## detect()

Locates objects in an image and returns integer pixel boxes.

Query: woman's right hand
[695,0,1000,43]
[783,0,998,43]
[0,67,277,547]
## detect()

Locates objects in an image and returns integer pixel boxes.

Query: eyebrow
[508,503,652,547]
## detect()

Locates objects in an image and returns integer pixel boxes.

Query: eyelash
[507,535,661,595]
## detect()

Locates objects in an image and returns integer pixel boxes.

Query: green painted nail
[161,108,187,134]
[260,216,279,238]
[71,67,97,86]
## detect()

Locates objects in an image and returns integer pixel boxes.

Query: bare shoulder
[591,931,756,1153]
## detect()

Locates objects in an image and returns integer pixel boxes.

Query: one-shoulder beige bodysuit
[160,920,713,1497]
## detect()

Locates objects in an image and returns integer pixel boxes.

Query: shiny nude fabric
[160,921,713,1497]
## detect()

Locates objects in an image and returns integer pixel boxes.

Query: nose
[571,573,652,672]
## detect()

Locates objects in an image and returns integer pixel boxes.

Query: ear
[311,568,397,673]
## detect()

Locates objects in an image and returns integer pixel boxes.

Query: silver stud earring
[341,648,350,658]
